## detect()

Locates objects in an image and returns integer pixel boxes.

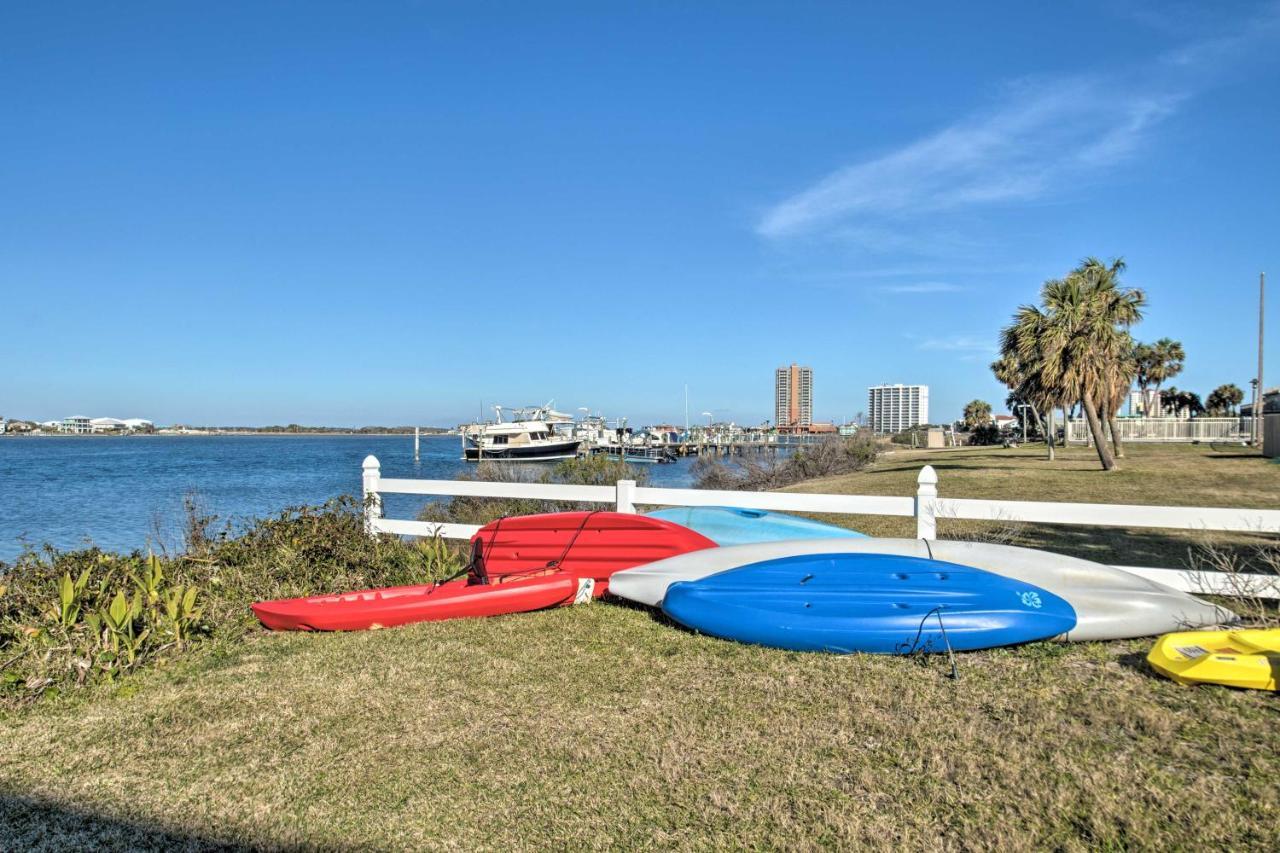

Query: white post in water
[616,479,637,514]
[362,454,383,535]
[915,465,938,540]
[414,426,420,461]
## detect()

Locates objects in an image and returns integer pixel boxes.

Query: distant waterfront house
[59,416,92,434]
[90,417,128,433]
[994,414,1018,432]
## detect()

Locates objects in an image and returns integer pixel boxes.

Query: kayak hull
[662,552,1076,654]
[611,538,1232,641]
[253,511,716,631]
[473,511,717,595]
[251,574,592,631]
[645,506,864,546]
[1147,629,1280,691]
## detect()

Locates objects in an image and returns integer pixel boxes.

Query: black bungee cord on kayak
[543,510,601,573]
[444,510,603,587]
[900,605,959,680]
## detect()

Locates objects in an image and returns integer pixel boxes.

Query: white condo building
[867,384,929,434]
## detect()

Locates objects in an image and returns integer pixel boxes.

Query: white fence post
[362,454,383,535]
[916,465,938,540]
[616,479,637,514]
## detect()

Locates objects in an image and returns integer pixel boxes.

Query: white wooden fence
[1065,417,1247,444]
[361,455,1279,599]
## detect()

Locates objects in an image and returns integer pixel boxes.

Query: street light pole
[1256,272,1265,446]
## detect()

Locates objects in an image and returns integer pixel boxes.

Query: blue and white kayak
[645,506,864,546]
[611,539,1233,641]
[662,552,1076,654]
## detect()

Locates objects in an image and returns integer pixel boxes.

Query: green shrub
[968,423,1005,446]
[0,496,463,704]
[419,456,649,525]
[693,435,880,491]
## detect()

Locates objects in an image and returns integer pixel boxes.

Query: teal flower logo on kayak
[1019,591,1043,609]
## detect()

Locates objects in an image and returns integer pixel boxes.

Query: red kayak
[251,511,715,631]
[470,511,716,595]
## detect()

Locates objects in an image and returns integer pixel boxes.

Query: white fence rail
[1065,417,1248,444]
[360,455,1279,599]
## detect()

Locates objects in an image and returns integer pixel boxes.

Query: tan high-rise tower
[774,364,813,432]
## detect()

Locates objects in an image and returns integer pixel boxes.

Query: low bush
[693,435,879,491]
[418,455,649,525]
[0,496,461,705]
[890,426,931,446]
[968,423,1005,446]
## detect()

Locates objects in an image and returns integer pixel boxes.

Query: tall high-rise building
[775,364,813,432]
[867,384,929,434]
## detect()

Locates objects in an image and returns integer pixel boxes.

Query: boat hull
[662,552,1076,654]
[463,439,581,462]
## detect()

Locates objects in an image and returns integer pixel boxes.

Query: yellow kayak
[1147,629,1280,691]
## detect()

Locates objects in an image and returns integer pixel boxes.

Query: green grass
[4,605,1278,850]
[2,442,1278,849]
[790,442,1279,570]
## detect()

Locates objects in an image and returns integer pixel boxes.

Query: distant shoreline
[0,431,457,438]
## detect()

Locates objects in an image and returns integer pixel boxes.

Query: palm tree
[962,399,993,430]
[1013,259,1144,470]
[995,304,1067,461]
[1206,383,1244,416]
[1133,337,1185,416]
[1071,258,1143,460]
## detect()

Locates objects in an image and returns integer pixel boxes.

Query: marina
[455,400,832,464]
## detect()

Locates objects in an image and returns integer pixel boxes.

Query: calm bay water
[0,434,700,561]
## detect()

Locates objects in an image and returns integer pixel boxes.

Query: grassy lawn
[4,604,1278,850]
[790,442,1279,571]
[2,442,1277,849]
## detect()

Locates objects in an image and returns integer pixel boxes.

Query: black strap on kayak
[431,516,505,587]
[543,510,601,572]
[902,606,959,680]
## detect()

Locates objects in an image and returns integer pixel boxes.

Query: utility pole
[1256,272,1266,446]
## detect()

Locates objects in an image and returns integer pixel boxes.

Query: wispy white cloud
[756,8,1280,242]
[914,335,995,353]
[878,282,963,294]
[757,78,1180,239]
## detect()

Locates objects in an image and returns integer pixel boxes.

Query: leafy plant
[1,496,461,705]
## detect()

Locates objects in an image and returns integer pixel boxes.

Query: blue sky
[2,1,1278,427]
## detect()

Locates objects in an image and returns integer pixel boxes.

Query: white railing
[1065,417,1248,444]
[360,455,1279,599]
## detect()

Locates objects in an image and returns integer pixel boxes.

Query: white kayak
[609,538,1235,642]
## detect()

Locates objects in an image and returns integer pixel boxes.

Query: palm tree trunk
[1108,415,1125,457]
[1045,408,1055,460]
[1082,396,1116,470]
